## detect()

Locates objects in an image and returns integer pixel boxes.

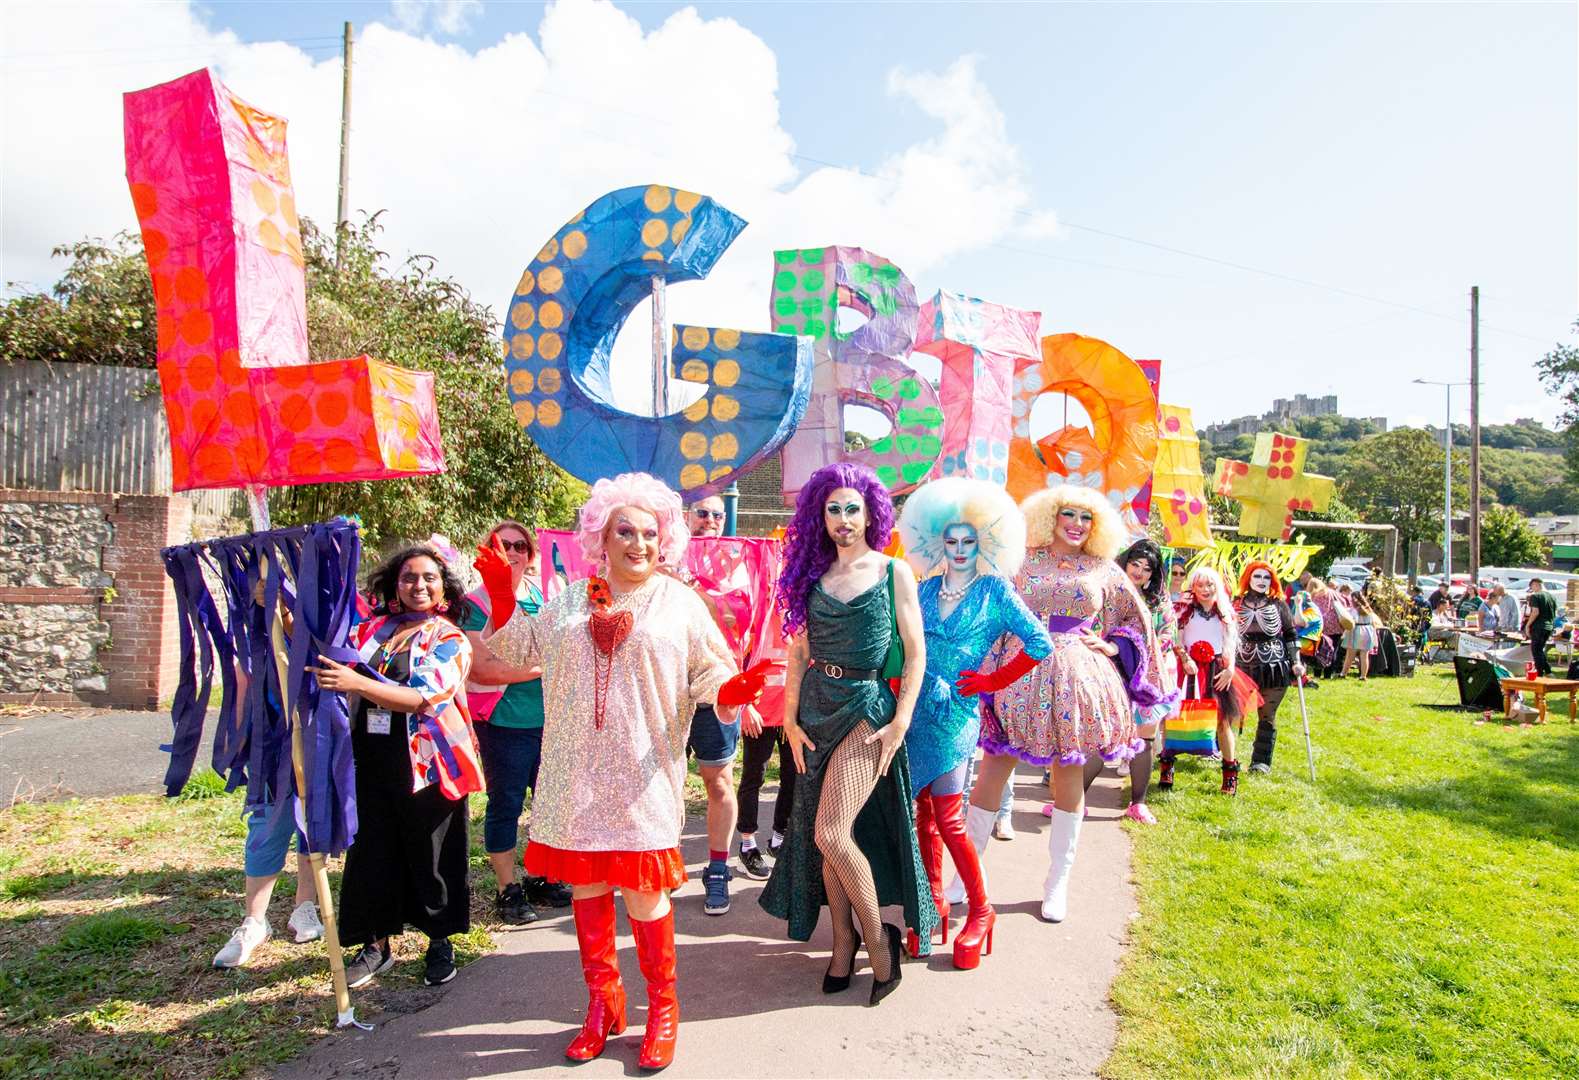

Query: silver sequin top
[486,574,735,852]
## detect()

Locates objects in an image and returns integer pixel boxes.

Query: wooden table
[1499,677,1579,723]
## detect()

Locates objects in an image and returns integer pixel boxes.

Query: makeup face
[604,506,662,584]
[688,495,726,537]
[1055,506,1095,548]
[1249,568,1273,594]
[943,524,980,573]
[824,487,867,548]
[1126,557,1154,591]
[397,555,444,613]
[1191,574,1217,606]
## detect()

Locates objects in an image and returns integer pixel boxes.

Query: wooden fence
[0,360,241,516]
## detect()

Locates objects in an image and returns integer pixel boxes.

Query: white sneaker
[213,916,271,968]
[288,901,324,943]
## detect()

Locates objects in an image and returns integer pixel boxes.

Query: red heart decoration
[590,608,633,655]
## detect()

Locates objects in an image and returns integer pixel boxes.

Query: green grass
[1110,670,1579,1078]
[0,781,503,1080]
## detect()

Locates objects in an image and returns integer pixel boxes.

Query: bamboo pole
[264,549,360,1028]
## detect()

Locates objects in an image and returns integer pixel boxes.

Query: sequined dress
[981,548,1163,766]
[759,573,938,948]
[486,574,734,888]
[907,574,1052,796]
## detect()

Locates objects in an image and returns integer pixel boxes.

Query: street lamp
[1414,378,1470,584]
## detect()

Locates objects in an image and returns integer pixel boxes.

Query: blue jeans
[243,802,300,878]
[475,724,543,855]
[686,705,739,768]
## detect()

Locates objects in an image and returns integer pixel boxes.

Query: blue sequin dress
[906,574,1053,797]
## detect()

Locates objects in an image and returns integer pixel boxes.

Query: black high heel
[823,939,855,993]
[868,923,903,1006]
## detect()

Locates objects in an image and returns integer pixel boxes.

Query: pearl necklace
[938,573,979,601]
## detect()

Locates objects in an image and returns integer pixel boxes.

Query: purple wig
[777,462,895,636]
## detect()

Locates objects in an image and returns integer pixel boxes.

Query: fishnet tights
[814,719,891,982]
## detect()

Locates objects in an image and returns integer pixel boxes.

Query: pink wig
[577,472,689,569]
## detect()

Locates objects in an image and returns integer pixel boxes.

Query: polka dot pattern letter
[122,70,445,490]
[503,186,812,496]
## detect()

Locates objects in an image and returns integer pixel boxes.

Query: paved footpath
[0,707,217,802]
[280,769,1136,1080]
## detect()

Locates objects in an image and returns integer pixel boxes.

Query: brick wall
[734,455,791,537]
[0,489,192,708]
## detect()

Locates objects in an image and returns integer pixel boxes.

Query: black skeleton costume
[1234,574,1299,771]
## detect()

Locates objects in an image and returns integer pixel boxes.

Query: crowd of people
[208,464,1544,1067]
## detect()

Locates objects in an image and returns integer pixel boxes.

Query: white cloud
[1,0,1052,413]
[390,0,483,36]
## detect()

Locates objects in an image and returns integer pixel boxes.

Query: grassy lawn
[0,775,501,1080]
[0,737,736,1079]
[1110,669,1579,1078]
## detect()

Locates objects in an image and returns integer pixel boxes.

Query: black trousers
[736,727,797,837]
[1531,625,1553,677]
[1251,685,1288,767]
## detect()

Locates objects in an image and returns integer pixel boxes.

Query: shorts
[242,802,301,878]
[475,723,544,855]
[686,705,739,768]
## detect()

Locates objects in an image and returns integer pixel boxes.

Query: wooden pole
[262,536,358,1028]
[335,22,353,271]
[1469,286,1481,581]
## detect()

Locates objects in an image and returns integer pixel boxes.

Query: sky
[3,0,1574,436]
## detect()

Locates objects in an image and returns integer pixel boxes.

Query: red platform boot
[906,794,950,957]
[631,909,679,1071]
[934,792,995,970]
[564,893,627,1061]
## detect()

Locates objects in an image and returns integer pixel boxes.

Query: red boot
[906,794,950,957]
[934,792,995,970]
[564,893,627,1061]
[631,909,679,1071]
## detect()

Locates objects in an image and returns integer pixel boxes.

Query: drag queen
[1235,561,1303,774]
[480,473,763,1070]
[1114,539,1183,824]
[1161,566,1257,796]
[895,478,1051,968]
[760,463,935,1005]
[956,485,1166,923]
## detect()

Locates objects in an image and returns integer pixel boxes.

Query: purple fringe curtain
[159,519,361,856]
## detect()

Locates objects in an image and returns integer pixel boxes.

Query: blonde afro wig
[1021,484,1128,560]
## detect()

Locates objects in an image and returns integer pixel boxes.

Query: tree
[0,233,156,367]
[0,218,587,548]
[1535,318,1579,480]
[1338,428,1466,571]
[1480,504,1549,568]
[1290,495,1362,578]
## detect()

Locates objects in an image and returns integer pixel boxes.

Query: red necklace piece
[587,577,632,731]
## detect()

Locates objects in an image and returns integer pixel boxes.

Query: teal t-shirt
[463,584,545,729]
[1528,590,1558,631]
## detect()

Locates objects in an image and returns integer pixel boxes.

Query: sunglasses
[691,509,725,522]
[494,538,533,554]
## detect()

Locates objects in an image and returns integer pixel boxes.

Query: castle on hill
[1202,394,1389,443]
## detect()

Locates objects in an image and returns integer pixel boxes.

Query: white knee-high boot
[1040,807,1083,923]
[944,803,996,905]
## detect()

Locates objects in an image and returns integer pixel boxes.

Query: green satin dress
[759,571,939,951]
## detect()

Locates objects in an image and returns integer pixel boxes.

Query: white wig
[897,477,1028,579]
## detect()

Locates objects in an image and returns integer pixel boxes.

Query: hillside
[1200,418,1577,515]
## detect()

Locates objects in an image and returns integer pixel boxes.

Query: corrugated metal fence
[0,360,241,516]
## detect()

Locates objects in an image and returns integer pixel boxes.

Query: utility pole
[335,21,353,270]
[1469,286,1481,583]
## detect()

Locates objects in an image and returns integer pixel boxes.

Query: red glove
[473,538,516,633]
[956,650,1040,696]
[718,659,781,708]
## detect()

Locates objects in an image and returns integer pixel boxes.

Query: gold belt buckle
[825,663,844,679]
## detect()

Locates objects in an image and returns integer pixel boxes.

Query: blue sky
[7,1,1575,432]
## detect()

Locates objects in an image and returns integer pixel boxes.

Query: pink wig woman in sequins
[478,471,763,1069]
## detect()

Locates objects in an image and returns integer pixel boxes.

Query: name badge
[366,709,393,736]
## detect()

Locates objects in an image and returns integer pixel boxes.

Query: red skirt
[524,842,687,892]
